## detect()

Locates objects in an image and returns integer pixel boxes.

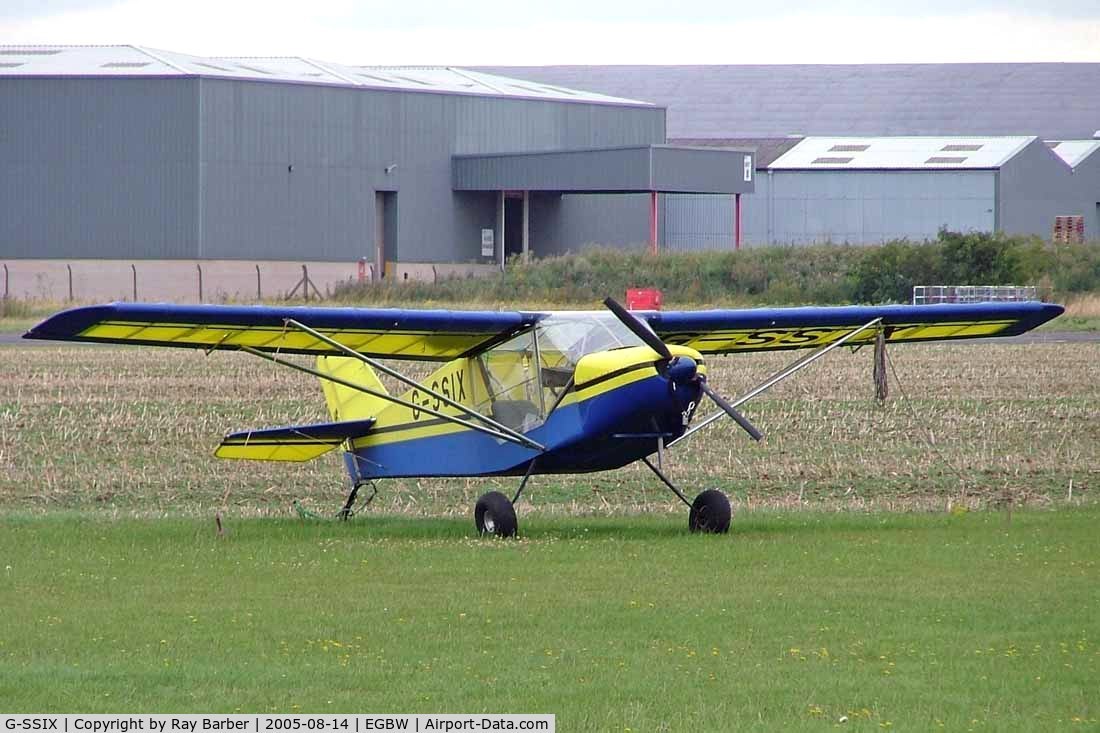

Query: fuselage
[348,344,706,479]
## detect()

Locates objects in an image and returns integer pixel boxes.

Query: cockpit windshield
[534,312,647,374]
[469,313,647,434]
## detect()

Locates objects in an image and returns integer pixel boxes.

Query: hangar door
[375,192,397,280]
[504,193,525,259]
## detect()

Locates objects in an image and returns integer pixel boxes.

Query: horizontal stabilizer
[215,417,376,462]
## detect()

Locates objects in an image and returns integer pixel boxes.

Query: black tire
[474,491,518,538]
[689,489,731,534]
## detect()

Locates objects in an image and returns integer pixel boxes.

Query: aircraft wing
[646,301,1063,355]
[23,303,539,361]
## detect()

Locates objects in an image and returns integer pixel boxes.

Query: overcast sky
[3,0,1099,65]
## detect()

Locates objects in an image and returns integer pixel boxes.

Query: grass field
[0,511,1097,728]
[0,508,1091,726]
[1,336,1098,724]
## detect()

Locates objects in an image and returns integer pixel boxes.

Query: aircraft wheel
[475,491,518,538]
[689,489,731,534]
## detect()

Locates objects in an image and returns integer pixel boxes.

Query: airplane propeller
[602,295,672,361]
[698,380,764,441]
[603,297,763,442]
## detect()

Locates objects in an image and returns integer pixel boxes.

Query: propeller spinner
[603,297,763,442]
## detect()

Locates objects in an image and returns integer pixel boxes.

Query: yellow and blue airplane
[25,298,1062,536]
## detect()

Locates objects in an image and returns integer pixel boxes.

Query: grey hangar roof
[474,64,1100,140]
[0,45,651,107]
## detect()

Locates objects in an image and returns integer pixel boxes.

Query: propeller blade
[603,297,672,360]
[700,382,764,442]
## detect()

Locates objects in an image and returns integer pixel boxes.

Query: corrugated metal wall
[0,78,199,259]
[199,79,381,262]
[998,139,1100,238]
[662,194,738,251]
[664,170,997,248]
[453,148,654,192]
[197,80,666,263]
[1,76,664,263]
[535,194,651,255]
[9,73,1099,262]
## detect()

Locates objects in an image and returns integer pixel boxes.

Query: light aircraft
[25,298,1061,536]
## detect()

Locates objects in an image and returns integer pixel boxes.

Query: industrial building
[483,64,1100,247]
[0,45,753,296]
[4,54,1100,302]
[660,135,1100,247]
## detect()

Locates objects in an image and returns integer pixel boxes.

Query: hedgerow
[333,231,1100,306]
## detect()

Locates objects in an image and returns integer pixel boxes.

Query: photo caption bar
[0,716,554,733]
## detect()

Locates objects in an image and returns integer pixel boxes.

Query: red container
[626,288,662,311]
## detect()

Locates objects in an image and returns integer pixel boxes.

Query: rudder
[316,355,389,421]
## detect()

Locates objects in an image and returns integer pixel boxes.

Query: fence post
[131,264,137,301]
[67,264,73,301]
[196,263,203,303]
[2,263,8,301]
[255,265,262,301]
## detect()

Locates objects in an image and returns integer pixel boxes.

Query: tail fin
[315,355,389,421]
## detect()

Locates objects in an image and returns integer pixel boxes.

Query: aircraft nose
[667,355,698,384]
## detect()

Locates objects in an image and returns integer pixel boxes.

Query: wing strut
[283,318,542,451]
[238,345,545,452]
[668,317,883,448]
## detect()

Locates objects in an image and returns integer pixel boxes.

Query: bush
[848,231,1074,303]
[937,230,1048,285]
[849,239,941,304]
[331,234,1100,308]
[1050,241,1100,293]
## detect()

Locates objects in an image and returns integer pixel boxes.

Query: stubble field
[2,339,1097,516]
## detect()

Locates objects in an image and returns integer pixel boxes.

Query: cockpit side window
[475,330,543,433]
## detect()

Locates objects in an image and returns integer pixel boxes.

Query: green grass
[1044,315,1100,332]
[0,510,1097,728]
[0,316,38,335]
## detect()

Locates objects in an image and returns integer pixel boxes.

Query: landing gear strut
[642,457,731,534]
[338,480,377,520]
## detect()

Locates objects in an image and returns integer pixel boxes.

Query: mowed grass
[0,511,1097,728]
[2,340,1097,514]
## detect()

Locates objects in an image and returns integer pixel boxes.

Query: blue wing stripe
[649,302,1062,336]
[23,302,542,360]
[27,302,531,336]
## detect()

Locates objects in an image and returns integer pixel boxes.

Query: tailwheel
[689,489,731,534]
[475,491,518,538]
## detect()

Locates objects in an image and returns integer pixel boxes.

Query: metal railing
[912,285,1038,305]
